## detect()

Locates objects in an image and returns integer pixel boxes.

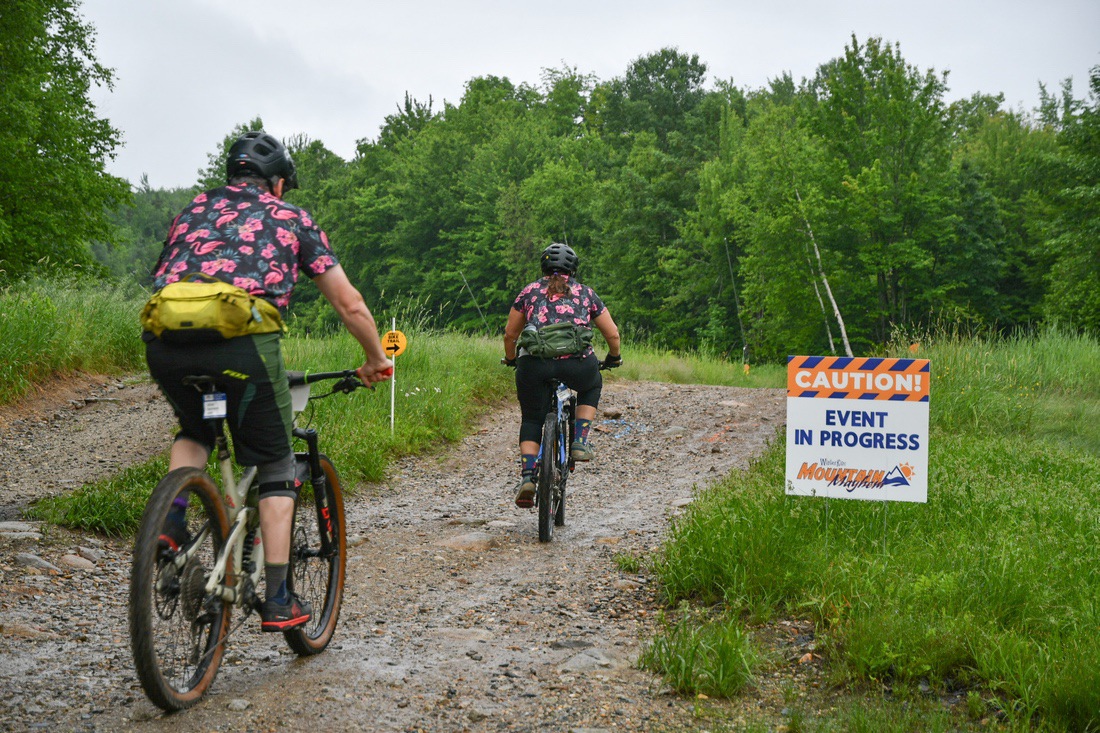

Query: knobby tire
[283,454,347,655]
[556,399,574,528]
[538,412,558,542]
[129,468,231,711]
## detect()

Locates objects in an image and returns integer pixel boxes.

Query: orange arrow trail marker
[383,322,407,434]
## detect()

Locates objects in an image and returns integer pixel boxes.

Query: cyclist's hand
[358,358,395,384]
[601,354,622,369]
[501,356,517,368]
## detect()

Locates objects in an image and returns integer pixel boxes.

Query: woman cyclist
[502,243,621,508]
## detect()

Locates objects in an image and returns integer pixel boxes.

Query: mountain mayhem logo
[797,461,915,491]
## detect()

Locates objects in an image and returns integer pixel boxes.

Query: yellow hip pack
[140,274,285,343]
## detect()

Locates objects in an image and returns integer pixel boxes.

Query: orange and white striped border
[787,356,930,402]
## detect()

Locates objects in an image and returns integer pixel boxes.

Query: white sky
[81,0,1100,189]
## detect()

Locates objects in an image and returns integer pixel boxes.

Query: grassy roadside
[642,329,1100,732]
[0,277,147,404]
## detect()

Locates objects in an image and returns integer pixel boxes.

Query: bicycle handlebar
[287,369,369,393]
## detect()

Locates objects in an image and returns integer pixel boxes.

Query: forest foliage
[4,2,1098,362]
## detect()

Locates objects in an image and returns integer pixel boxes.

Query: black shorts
[515,353,602,444]
[145,332,292,467]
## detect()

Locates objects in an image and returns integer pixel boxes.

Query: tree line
[4,2,1098,362]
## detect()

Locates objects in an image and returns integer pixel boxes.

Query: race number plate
[203,393,228,419]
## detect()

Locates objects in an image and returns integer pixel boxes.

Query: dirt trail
[0,375,798,732]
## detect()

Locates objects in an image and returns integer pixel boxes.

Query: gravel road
[0,373,797,732]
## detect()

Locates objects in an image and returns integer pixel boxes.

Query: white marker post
[382,319,408,435]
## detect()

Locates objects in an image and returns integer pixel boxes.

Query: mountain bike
[536,378,576,542]
[504,360,610,543]
[129,369,365,711]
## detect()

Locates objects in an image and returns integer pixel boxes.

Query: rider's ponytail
[547,273,570,298]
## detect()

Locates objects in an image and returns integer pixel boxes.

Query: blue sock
[574,419,592,443]
[520,454,537,476]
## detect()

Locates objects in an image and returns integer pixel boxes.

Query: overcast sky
[81,0,1099,190]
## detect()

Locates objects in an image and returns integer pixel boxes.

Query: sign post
[382,320,407,434]
[785,356,930,504]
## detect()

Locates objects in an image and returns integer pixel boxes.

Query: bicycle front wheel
[283,454,347,656]
[556,401,574,528]
[129,467,230,711]
[538,412,558,542]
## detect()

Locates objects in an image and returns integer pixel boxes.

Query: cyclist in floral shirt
[144,131,393,631]
[152,178,335,308]
[502,243,622,508]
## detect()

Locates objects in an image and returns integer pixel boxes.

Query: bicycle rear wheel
[129,467,230,711]
[538,412,558,542]
[283,454,347,655]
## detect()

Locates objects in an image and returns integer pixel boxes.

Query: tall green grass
[0,277,146,404]
[649,328,1100,730]
[638,608,759,697]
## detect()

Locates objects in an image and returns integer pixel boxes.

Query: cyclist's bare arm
[313,265,393,383]
[503,308,526,361]
[592,309,621,357]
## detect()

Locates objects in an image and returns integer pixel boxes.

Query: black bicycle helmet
[226,131,298,190]
[540,243,579,275]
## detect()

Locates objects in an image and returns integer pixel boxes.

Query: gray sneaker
[514,475,536,508]
[570,441,594,462]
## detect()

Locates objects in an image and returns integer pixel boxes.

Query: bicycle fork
[294,426,338,555]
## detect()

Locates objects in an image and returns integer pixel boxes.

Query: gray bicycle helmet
[226,131,298,190]
[540,243,579,275]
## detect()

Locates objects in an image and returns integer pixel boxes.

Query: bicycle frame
[538,381,575,474]
[163,374,328,610]
[159,417,262,608]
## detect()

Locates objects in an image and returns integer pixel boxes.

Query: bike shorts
[515,353,602,444]
[144,332,293,467]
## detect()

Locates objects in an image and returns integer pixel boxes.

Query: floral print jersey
[151,184,338,308]
[512,276,606,358]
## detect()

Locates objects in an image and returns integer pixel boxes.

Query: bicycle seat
[182,375,218,391]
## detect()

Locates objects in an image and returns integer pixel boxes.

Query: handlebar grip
[287,369,358,387]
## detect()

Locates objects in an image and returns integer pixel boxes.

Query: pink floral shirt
[512,276,606,358]
[151,184,337,307]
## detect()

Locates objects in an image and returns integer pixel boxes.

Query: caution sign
[785,356,930,503]
[383,330,407,358]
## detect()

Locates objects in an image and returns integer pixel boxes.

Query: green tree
[282,135,351,327]
[733,99,862,360]
[1043,67,1100,332]
[0,0,128,281]
[90,175,193,284]
[807,35,955,342]
[951,101,1060,328]
[593,47,708,150]
[679,103,751,356]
